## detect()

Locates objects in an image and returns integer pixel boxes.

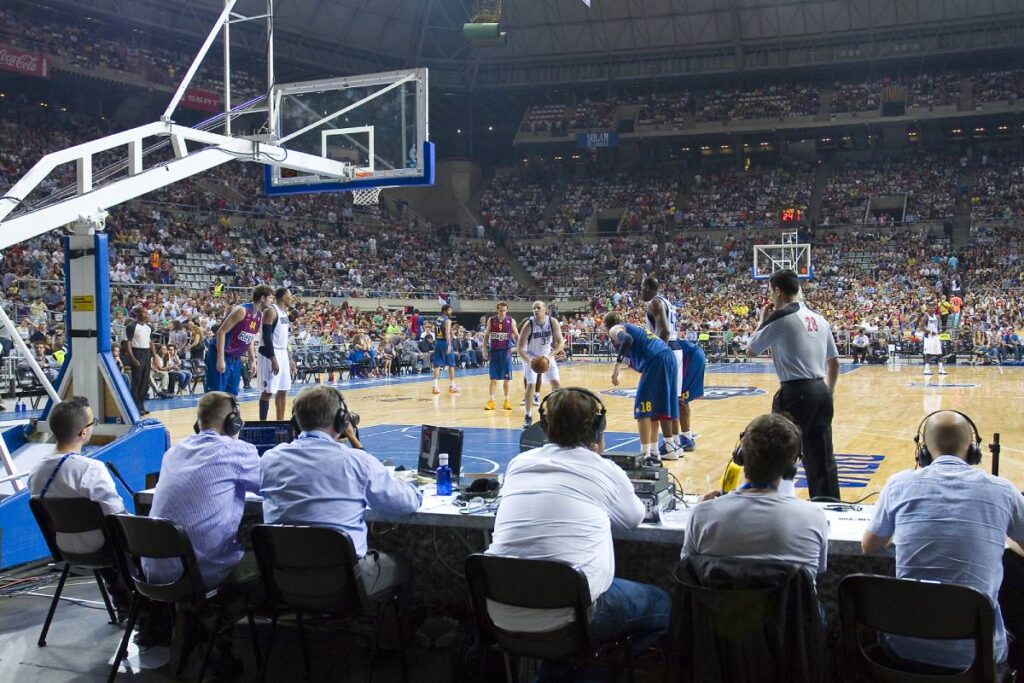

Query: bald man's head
[922,411,975,461]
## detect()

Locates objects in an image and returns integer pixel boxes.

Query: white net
[351,187,381,206]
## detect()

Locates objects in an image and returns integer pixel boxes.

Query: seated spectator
[863,410,1024,672]
[165,344,193,394]
[682,414,828,583]
[851,329,870,363]
[486,387,670,680]
[260,385,421,603]
[20,342,59,383]
[27,397,130,621]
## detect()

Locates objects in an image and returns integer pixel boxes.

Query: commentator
[485,387,670,680]
[260,385,421,602]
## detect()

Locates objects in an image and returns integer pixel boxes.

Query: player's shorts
[524,356,560,384]
[431,341,455,367]
[634,350,679,421]
[258,348,292,393]
[680,342,706,403]
[488,349,512,380]
[204,344,242,396]
[669,342,683,397]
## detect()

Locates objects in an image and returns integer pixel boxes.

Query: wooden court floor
[151,359,1024,503]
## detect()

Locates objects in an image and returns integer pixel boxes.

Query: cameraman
[260,385,421,601]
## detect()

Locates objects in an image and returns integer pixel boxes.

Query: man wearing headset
[863,410,1024,672]
[146,391,260,589]
[260,384,422,601]
[683,414,828,579]
[486,387,671,680]
[143,392,261,667]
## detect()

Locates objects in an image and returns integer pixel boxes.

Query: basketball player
[483,302,518,411]
[257,288,297,420]
[432,303,460,394]
[641,277,684,458]
[604,312,679,461]
[206,285,274,396]
[922,330,948,376]
[517,301,564,428]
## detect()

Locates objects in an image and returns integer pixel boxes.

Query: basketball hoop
[351,187,381,206]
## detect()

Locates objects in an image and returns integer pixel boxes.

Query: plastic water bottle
[436,453,453,496]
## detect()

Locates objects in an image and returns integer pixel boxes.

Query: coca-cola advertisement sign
[0,45,50,79]
[183,88,221,113]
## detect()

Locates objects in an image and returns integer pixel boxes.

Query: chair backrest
[838,574,999,683]
[29,497,113,569]
[251,525,364,615]
[464,553,595,661]
[672,555,824,683]
[106,513,208,604]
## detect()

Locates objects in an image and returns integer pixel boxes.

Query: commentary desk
[134,485,890,616]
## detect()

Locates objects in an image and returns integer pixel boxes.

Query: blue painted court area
[358,423,644,476]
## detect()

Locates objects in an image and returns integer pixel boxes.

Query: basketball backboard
[753,243,813,280]
[263,67,433,196]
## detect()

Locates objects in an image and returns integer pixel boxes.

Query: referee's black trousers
[772,378,840,500]
[130,348,151,412]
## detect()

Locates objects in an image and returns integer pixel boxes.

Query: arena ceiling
[39,0,1024,87]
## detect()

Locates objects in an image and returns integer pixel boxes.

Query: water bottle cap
[439,453,448,466]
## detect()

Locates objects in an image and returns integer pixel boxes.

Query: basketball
[530,356,550,373]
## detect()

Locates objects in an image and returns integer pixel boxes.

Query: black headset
[538,387,607,445]
[914,410,983,467]
[193,395,244,437]
[732,417,803,468]
[290,387,352,435]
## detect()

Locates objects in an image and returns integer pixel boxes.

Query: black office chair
[838,573,1015,683]
[29,497,122,646]
[105,513,260,683]
[251,524,408,683]
[464,553,635,683]
[671,555,824,683]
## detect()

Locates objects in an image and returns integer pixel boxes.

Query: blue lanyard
[39,453,75,498]
[739,482,777,492]
[298,432,335,443]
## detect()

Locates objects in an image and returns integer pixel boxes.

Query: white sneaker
[923,371,933,376]
[533,393,541,406]
[660,445,682,461]
[939,370,948,375]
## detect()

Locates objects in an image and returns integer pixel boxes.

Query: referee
[747,270,840,500]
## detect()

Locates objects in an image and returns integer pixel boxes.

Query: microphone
[990,433,1001,477]
[105,461,135,496]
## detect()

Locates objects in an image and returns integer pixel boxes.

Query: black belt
[780,377,824,386]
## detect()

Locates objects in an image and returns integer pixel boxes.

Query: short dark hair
[769,270,801,297]
[50,396,91,444]
[544,388,603,448]
[603,312,622,329]
[197,391,237,431]
[441,304,453,316]
[642,276,658,291]
[741,414,802,483]
[252,285,273,302]
[274,287,289,300]
[292,385,344,433]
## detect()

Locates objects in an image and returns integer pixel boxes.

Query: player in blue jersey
[431,304,460,394]
[604,312,679,461]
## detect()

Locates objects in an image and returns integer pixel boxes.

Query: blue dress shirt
[259,430,422,557]
[144,431,261,588]
[868,455,1024,666]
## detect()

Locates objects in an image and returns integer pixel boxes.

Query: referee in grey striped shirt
[747,270,841,500]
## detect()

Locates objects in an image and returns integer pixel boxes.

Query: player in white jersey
[257,288,296,420]
[642,277,684,458]
[516,300,564,428]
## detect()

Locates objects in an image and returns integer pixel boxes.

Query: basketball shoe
[485,399,495,411]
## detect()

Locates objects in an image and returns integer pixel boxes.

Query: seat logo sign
[602,386,765,401]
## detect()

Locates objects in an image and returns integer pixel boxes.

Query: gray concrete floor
[0,566,456,682]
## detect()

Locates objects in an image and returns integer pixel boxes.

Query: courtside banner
[577,132,618,149]
[183,88,221,113]
[0,45,50,79]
